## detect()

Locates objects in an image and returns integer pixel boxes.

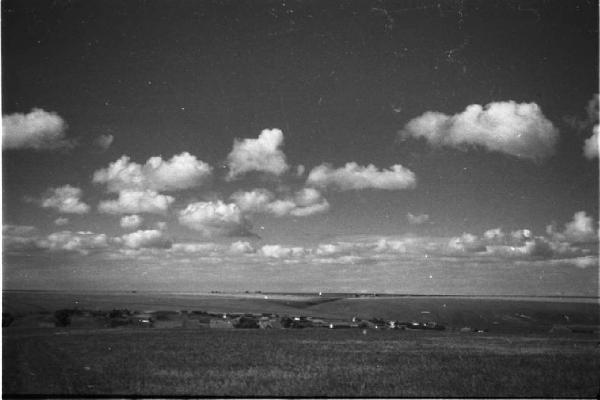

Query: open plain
[3,290,600,397]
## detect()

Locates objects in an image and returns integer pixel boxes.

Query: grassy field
[3,327,600,397]
[3,291,600,397]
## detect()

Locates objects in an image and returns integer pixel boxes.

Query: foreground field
[3,328,599,397]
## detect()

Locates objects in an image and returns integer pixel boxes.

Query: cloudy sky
[2,0,598,295]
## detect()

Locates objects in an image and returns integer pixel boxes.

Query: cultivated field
[4,328,600,397]
[3,290,600,397]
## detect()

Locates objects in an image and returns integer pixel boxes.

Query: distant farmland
[4,290,599,332]
[3,290,600,397]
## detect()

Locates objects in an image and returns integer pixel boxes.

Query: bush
[235,317,259,329]
[280,317,293,328]
[3,312,14,327]
[108,309,131,319]
[54,309,71,327]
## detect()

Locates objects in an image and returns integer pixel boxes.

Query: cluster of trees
[53,308,133,327]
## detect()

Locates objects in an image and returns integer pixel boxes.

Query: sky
[2,0,599,296]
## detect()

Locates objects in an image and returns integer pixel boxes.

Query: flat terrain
[4,290,599,331]
[4,328,600,397]
[3,290,600,397]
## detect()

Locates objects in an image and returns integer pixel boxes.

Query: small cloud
[566,93,598,134]
[231,187,329,217]
[41,185,90,214]
[407,212,429,225]
[155,221,167,230]
[230,189,275,214]
[446,221,593,262]
[566,94,599,159]
[2,108,75,151]
[562,256,598,269]
[400,101,559,160]
[229,241,255,254]
[448,233,487,253]
[483,228,504,242]
[3,224,38,236]
[98,190,174,215]
[54,217,69,226]
[289,188,330,217]
[40,230,110,255]
[171,242,219,254]
[226,128,289,180]
[511,229,532,242]
[374,238,408,253]
[561,211,597,243]
[2,224,42,252]
[583,126,598,159]
[315,243,355,257]
[93,152,212,192]
[307,162,416,191]
[121,229,171,249]
[178,200,254,237]
[120,214,143,229]
[259,244,307,258]
[93,134,114,151]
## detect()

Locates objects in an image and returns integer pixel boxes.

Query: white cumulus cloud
[400,101,559,160]
[447,220,594,261]
[407,212,429,225]
[2,225,42,252]
[178,200,252,237]
[41,185,90,214]
[448,233,487,253]
[171,242,219,254]
[511,229,532,242]
[307,162,416,190]
[231,187,329,217]
[289,188,330,217]
[120,214,143,229]
[229,241,255,254]
[550,211,598,243]
[54,217,69,226]
[226,128,289,180]
[93,152,212,192]
[121,229,171,249]
[315,243,356,256]
[3,224,38,236]
[230,189,275,213]
[259,244,306,258]
[98,190,174,215]
[2,108,74,150]
[39,230,109,255]
[561,256,598,269]
[483,228,503,240]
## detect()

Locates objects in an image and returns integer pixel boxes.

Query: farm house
[329,322,355,329]
[131,313,153,327]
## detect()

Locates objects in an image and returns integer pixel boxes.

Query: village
[2,307,449,332]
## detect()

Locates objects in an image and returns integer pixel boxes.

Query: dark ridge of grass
[4,328,599,397]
